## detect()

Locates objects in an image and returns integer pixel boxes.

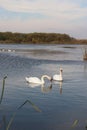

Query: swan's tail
[25,77,29,82]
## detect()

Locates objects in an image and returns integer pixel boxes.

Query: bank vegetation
[0,32,87,44]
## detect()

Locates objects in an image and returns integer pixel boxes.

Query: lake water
[0,43,87,130]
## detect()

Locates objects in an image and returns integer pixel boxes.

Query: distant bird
[25,75,52,85]
[53,67,63,81]
[8,49,11,52]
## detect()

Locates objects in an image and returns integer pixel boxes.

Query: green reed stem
[6,99,41,130]
[3,115,7,130]
[0,76,41,130]
[18,99,42,112]
[6,112,16,130]
[71,119,79,128]
[0,76,7,104]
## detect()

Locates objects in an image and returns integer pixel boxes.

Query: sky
[0,0,87,39]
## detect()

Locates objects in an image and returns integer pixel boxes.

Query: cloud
[0,0,87,38]
[0,0,87,20]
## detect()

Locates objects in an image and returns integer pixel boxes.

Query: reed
[0,76,86,130]
[0,76,7,104]
[71,119,79,128]
[6,99,41,130]
[0,76,41,130]
[18,99,41,112]
[83,48,87,60]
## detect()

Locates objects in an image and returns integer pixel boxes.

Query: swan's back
[53,74,60,80]
[53,74,63,81]
[25,75,52,84]
[25,77,41,84]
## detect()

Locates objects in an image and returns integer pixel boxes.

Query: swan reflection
[28,83,41,88]
[83,61,87,72]
[53,81,63,94]
[26,82,52,93]
[41,84,52,93]
[26,80,63,94]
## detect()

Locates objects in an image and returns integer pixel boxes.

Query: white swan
[53,67,63,81]
[25,75,52,84]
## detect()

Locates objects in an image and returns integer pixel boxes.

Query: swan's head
[47,76,53,82]
[48,76,53,82]
[50,77,53,82]
[60,68,63,72]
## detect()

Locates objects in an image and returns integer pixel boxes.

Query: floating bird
[25,75,52,84]
[53,67,63,81]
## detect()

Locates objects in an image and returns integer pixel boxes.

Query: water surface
[0,44,87,130]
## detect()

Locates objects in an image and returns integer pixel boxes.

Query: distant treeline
[0,32,87,44]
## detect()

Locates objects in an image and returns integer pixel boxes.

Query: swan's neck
[41,75,51,84]
[60,71,62,76]
[59,70,63,81]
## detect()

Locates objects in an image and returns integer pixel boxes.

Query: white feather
[53,67,63,81]
[25,75,52,84]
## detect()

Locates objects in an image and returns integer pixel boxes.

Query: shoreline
[0,32,87,44]
[0,41,87,45]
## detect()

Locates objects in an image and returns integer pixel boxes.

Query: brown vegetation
[0,32,87,44]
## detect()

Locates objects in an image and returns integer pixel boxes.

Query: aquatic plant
[83,48,87,60]
[0,76,41,130]
[71,119,79,128]
[5,99,41,130]
[0,76,7,104]
[0,76,87,130]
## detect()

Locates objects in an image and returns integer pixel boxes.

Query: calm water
[0,44,87,130]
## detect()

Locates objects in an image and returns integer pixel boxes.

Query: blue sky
[0,0,87,39]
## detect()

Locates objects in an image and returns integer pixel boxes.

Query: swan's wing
[25,77,29,82]
[53,74,59,80]
[26,77,41,84]
[53,74,63,81]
